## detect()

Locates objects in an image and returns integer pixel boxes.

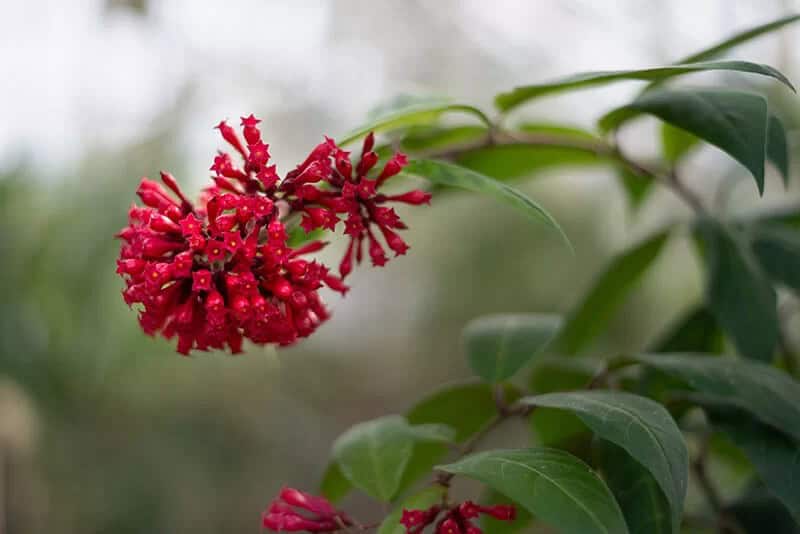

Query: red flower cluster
[116,115,429,354]
[262,488,351,532]
[401,501,515,534]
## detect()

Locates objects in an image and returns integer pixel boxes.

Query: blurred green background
[1,1,800,532]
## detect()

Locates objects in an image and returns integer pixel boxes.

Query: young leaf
[767,115,790,187]
[377,485,446,534]
[319,462,352,503]
[398,383,520,495]
[495,61,793,112]
[698,219,778,361]
[751,224,800,293]
[403,159,571,249]
[521,391,688,532]
[678,14,800,63]
[600,89,770,194]
[332,415,454,501]
[463,313,563,383]
[338,102,491,146]
[711,411,800,523]
[557,230,670,355]
[437,448,629,534]
[635,353,800,442]
[660,123,700,165]
[596,440,673,534]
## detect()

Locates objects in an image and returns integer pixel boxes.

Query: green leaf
[600,89,770,194]
[398,383,519,496]
[661,123,700,165]
[437,448,629,534]
[711,411,800,523]
[677,14,800,63]
[557,230,670,355]
[463,314,562,383]
[332,415,454,501]
[403,423,456,443]
[377,485,446,534]
[698,219,778,361]
[597,440,673,534]
[455,145,603,183]
[751,224,800,293]
[319,462,352,503]
[338,102,491,146]
[649,306,723,353]
[727,485,800,534]
[495,61,793,112]
[528,359,596,447]
[635,353,800,442]
[400,125,488,153]
[529,357,600,393]
[403,159,570,249]
[521,391,688,532]
[767,115,790,187]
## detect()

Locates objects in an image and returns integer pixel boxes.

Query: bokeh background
[1,1,800,532]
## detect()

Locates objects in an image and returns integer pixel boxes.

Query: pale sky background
[1,0,797,180]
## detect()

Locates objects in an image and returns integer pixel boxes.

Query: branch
[418,128,707,215]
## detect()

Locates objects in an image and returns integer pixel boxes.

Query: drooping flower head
[262,487,351,532]
[116,115,429,354]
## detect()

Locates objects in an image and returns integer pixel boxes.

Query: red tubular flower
[278,131,429,278]
[262,488,351,533]
[117,115,428,354]
[400,502,515,534]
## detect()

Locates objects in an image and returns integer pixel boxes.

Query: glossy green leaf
[678,14,800,63]
[752,225,800,293]
[338,102,491,146]
[463,313,562,383]
[557,230,670,355]
[377,485,446,534]
[521,391,687,532]
[661,123,700,165]
[495,61,793,112]
[698,219,778,361]
[635,353,800,441]
[600,89,770,194]
[332,415,454,501]
[767,115,790,187]
[597,440,673,534]
[398,383,519,495]
[711,412,800,523]
[404,159,570,248]
[319,462,352,503]
[438,448,629,534]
